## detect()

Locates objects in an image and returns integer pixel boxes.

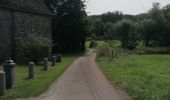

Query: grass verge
[0,54,80,100]
[97,54,170,100]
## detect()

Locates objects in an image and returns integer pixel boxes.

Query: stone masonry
[0,9,13,61]
[0,0,52,62]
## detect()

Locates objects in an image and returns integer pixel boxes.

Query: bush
[97,46,123,59]
[16,33,52,63]
[134,47,170,54]
[113,19,139,50]
[89,40,97,48]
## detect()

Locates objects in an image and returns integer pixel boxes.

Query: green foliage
[50,0,87,53]
[98,55,170,100]
[113,19,139,50]
[101,11,123,23]
[105,40,122,48]
[139,18,156,46]
[103,22,114,39]
[97,46,111,58]
[134,47,170,54]
[148,3,166,46]
[89,40,97,48]
[96,41,123,59]
[97,46,123,59]
[17,33,52,62]
[91,34,97,40]
[87,3,170,49]
[88,18,104,38]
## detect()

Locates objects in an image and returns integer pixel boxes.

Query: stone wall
[14,12,51,62]
[0,9,51,62]
[0,0,50,15]
[0,9,13,62]
[14,12,51,38]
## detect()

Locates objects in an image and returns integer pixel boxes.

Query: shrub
[113,19,139,50]
[134,47,170,54]
[97,46,123,59]
[89,40,97,48]
[16,33,52,63]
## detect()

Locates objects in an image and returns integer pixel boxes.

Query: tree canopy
[45,0,87,53]
[87,3,170,49]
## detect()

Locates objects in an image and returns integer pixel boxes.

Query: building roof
[0,0,51,15]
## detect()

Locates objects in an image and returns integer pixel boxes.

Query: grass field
[0,54,79,100]
[97,54,170,100]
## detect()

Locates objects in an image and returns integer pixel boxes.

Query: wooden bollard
[0,71,6,96]
[51,56,56,66]
[28,62,35,79]
[43,58,48,71]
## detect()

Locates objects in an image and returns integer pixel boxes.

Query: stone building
[0,0,52,62]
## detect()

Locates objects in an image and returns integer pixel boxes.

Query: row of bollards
[0,60,15,96]
[0,54,62,96]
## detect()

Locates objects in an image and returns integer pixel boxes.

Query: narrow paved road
[21,50,130,100]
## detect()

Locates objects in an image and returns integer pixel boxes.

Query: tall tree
[113,19,139,50]
[101,11,123,23]
[162,4,170,46]
[46,0,87,53]
[149,3,165,46]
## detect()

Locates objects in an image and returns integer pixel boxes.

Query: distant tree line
[45,0,88,53]
[87,3,170,50]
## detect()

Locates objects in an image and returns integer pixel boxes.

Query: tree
[140,19,156,46]
[86,17,104,38]
[46,0,87,53]
[92,18,104,37]
[101,11,123,23]
[163,4,170,19]
[103,22,114,40]
[113,19,139,50]
[84,2,170,49]
[148,3,166,46]
[162,4,170,46]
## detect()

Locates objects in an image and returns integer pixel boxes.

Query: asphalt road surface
[18,50,130,100]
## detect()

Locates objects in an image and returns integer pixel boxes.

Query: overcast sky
[85,0,170,15]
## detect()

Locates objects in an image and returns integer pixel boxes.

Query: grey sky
[85,0,170,15]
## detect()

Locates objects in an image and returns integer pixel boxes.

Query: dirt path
[19,50,130,100]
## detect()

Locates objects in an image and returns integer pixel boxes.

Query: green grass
[0,54,80,100]
[97,54,170,100]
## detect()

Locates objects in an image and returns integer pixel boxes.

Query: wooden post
[0,71,6,96]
